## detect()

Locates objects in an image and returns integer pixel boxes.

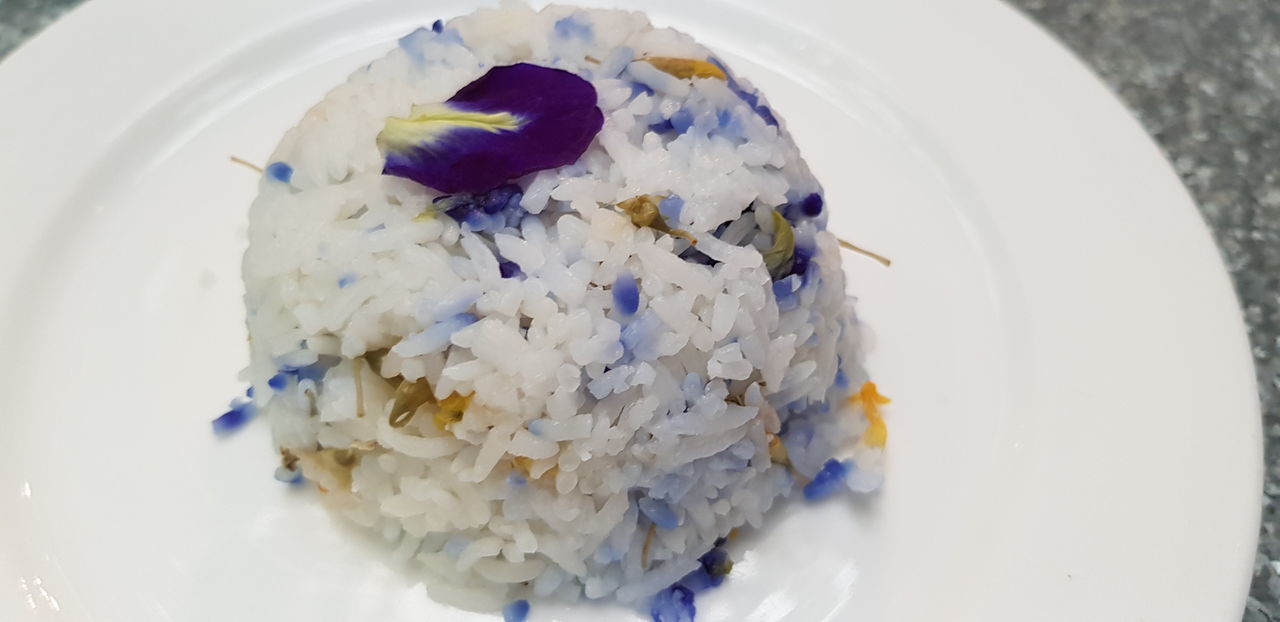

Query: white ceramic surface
[0,0,1262,620]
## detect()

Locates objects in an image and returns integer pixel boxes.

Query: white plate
[0,0,1262,620]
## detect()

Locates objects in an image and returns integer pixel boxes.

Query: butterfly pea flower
[377,63,604,194]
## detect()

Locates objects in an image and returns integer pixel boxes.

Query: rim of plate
[0,0,1261,620]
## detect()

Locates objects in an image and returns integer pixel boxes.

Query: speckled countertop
[3,0,1278,617]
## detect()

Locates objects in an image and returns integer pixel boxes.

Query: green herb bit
[706,555,733,578]
[352,357,365,418]
[616,195,697,245]
[642,523,657,569]
[229,156,264,173]
[389,377,436,428]
[280,447,300,470]
[762,210,795,279]
[299,446,362,492]
[836,237,892,267]
[433,392,472,431]
[364,349,390,374]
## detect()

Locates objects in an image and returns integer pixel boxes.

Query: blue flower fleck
[772,275,800,301]
[677,244,716,267]
[699,546,733,579]
[670,108,695,134]
[788,245,813,282]
[481,183,522,214]
[431,19,443,33]
[212,398,256,436]
[803,458,854,501]
[650,584,696,622]
[800,193,823,217]
[267,373,289,392]
[337,273,358,288]
[279,356,338,384]
[631,81,656,99]
[715,109,745,140]
[708,58,779,127]
[613,271,640,317]
[434,183,525,233]
[553,14,593,41]
[265,162,292,183]
[499,260,523,279]
[639,496,680,530]
[677,567,717,593]
[802,258,820,288]
[503,599,530,622]
[647,118,674,134]
[398,313,478,356]
[378,63,604,194]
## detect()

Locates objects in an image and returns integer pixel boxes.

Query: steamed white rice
[241,2,878,612]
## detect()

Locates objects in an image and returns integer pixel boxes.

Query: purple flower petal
[378,63,604,194]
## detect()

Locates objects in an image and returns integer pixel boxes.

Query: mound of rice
[240,2,881,613]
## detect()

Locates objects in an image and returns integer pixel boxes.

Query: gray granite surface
[1,0,1277,618]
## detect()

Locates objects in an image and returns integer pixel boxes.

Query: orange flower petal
[850,381,890,448]
[643,57,727,80]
